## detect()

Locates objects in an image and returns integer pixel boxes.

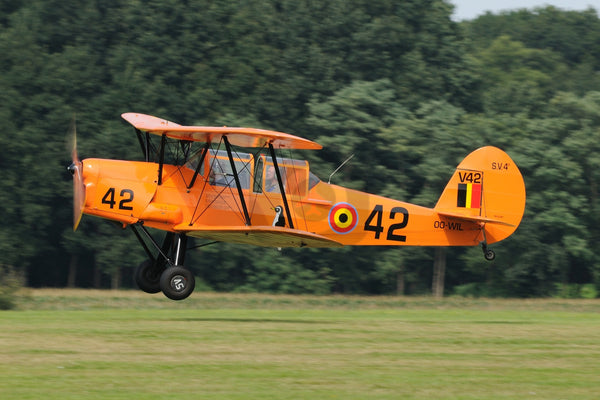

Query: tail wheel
[160,266,195,301]
[135,260,164,294]
[484,249,496,261]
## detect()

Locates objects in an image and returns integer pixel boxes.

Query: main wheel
[135,260,163,294]
[160,266,195,301]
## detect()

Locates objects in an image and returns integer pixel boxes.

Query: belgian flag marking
[457,183,482,208]
[328,202,359,234]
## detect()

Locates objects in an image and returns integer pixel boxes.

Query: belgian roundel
[328,202,359,234]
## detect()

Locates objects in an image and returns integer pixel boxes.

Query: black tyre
[160,266,195,301]
[484,249,496,261]
[135,260,163,294]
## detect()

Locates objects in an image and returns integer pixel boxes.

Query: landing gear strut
[131,225,196,300]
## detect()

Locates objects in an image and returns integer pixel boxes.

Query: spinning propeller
[67,119,85,231]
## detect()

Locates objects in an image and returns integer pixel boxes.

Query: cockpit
[185,149,320,197]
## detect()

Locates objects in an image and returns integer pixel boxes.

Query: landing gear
[481,243,496,261]
[135,260,163,294]
[479,226,495,261]
[483,247,496,261]
[130,225,195,300]
[160,266,196,301]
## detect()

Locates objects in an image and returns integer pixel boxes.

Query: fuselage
[80,152,485,248]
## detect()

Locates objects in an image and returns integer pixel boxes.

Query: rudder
[434,146,526,245]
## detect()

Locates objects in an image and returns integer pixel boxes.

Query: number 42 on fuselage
[68,113,526,300]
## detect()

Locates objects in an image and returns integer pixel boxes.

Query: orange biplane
[69,113,526,300]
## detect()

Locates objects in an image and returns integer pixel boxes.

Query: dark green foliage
[1,1,599,296]
[0,265,24,310]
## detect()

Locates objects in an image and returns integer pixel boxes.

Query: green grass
[1,290,600,399]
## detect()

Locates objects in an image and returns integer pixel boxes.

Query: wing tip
[121,112,181,130]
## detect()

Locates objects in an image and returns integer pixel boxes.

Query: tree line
[1,0,599,297]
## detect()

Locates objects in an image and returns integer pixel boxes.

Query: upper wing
[174,224,343,248]
[122,113,322,150]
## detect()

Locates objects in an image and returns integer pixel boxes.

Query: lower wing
[174,224,343,248]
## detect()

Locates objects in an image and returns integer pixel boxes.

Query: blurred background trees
[1,0,599,297]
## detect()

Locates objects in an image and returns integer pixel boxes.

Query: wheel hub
[170,275,187,292]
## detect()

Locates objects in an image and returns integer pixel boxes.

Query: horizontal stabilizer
[174,225,344,248]
[436,211,517,227]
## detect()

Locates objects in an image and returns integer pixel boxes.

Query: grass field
[1,290,599,399]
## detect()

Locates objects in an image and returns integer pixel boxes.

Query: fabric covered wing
[174,225,343,248]
[122,113,321,150]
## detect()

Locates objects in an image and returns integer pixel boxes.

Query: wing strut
[135,129,147,161]
[223,136,251,226]
[157,134,166,185]
[188,143,208,189]
[268,143,294,229]
[134,129,152,162]
[145,132,151,161]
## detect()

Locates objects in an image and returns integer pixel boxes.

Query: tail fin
[434,146,526,245]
